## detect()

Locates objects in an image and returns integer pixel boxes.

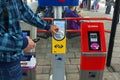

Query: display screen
[90,33,98,42]
[88,32,101,50]
[54,20,66,29]
[53,20,66,40]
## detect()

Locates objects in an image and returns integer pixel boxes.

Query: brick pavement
[23,1,120,80]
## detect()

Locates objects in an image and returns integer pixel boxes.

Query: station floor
[22,1,120,80]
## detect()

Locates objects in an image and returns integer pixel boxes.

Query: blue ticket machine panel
[38,0,79,6]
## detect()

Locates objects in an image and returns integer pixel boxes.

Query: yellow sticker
[52,37,66,54]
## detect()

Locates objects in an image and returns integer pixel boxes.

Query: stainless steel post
[50,6,66,80]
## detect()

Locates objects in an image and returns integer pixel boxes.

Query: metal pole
[106,0,120,67]
[50,6,66,80]
[105,0,112,14]
[53,7,62,19]
[86,0,91,10]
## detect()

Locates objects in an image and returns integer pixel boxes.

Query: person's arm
[23,36,36,52]
[18,0,58,34]
[70,11,80,17]
[18,1,50,30]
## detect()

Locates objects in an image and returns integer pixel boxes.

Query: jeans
[105,5,111,14]
[93,1,98,12]
[0,60,22,80]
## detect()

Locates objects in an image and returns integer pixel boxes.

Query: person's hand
[23,36,36,52]
[79,14,82,17]
[49,25,59,34]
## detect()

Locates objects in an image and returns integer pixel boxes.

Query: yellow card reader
[52,19,66,54]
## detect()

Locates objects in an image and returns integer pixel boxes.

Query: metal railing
[37,17,112,33]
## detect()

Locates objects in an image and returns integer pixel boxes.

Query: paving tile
[65,65,79,73]
[103,72,120,80]
[70,58,80,65]
[66,73,79,80]
[65,59,71,65]
[36,74,49,80]
[37,59,51,66]
[66,52,75,58]
[36,66,51,74]
[111,58,120,64]
[112,64,120,72]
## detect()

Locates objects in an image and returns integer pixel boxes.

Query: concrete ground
[22,1,120,80]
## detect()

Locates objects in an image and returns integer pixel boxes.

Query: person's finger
[33,43,36,48]
[52,30,57,34]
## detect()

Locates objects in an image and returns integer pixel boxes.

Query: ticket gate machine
[38,0,79,80]
[50,19,66,80]
[80,22,107,80]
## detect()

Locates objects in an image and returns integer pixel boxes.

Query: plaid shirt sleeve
[0,0,52,62]
[0,1,24,52]
[18,1,50,30]
[0,33,23,52]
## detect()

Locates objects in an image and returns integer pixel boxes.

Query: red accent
[81,22,106,52]
[64,17,112,21]
[59,0,65,2]
[80,22,107,70]
[36,18,111,33]
[41,17,112,21]
[80,3,83,8]
[80,56,106,70]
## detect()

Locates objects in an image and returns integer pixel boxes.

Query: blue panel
[38,0,79,6]
[22,30,30,37]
